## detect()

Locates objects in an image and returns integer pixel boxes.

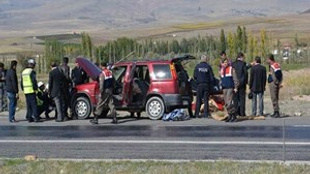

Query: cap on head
[37,81,44,88]
[28,59,36,65]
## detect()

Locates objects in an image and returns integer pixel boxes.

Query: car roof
[114,55,195,66]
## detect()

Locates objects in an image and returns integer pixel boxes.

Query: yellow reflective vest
[36,90,44,106]
[22,68,35,94]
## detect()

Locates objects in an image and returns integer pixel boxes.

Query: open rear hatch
[75,57,102,81]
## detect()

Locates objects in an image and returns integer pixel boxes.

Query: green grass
[1,160,310,174]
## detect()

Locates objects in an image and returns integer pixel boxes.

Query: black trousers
[235,86,246,116]
[195,84,210,117]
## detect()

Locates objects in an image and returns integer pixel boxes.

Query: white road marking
[0,140,309,145]
[291,125,310,127]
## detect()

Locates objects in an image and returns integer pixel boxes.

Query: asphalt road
[0,110,310,161]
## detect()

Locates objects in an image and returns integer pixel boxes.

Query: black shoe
[45,114,50,119]
[90,119,98,125]
[55,119,63,122]
[34,119,43,123]
[111,118,118,124]
[228,114,237,122]
[9,119,18,123]
[225,115,232,122]
[63,117,70,121]
[271,111,280,118]
[28,119,34,123]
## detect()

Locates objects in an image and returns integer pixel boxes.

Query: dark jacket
[250,63,267,93]
[5,68,18,93]
[193,62,215,86]
[71,66,88,87]
[48,67,66,98]
[232,59,248,88]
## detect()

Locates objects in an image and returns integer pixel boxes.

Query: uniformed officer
[193,55,215,118]
[21,59,42,122]
[90,62,117,124]
[267,54,283,118]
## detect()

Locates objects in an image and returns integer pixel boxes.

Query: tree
[260,28,268,62]
[236,26,243,53]
[81,32,93,60]
[44,38,64,70]
[220,29,226,52]
[227,32,235,58]
[242,26,248,53]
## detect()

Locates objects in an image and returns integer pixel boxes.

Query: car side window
[153,64,172,80]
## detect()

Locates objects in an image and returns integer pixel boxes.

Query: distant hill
[0,0,310,37]
[301,8,310,14]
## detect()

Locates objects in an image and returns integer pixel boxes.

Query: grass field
[1,159,310,174]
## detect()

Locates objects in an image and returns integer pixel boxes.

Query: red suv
[72,55,195,120]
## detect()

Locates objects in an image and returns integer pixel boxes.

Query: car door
[122,62,136,105]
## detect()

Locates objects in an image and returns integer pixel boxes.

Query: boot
[229,113,237,122]
[90,115,98,125]
[271,111,280,118]
[225,115,231,122]
[111,117,118,124]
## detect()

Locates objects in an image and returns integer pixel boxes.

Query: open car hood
[75,57,101,81]
[171,54,195,64]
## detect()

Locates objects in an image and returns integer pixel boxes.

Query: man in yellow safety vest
[21,59,42,123]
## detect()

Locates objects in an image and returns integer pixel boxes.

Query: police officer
[21,59,42,122]
[90,62,117,124]
[267,54,283,118]
[193,55,215,118]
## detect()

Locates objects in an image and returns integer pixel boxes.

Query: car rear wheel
[73,97,91,119]
[146,96,165,120]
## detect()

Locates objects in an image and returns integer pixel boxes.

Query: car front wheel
[73,97,91,119]
[146,96,165,120]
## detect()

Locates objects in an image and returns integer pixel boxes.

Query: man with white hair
[193,55,215,118]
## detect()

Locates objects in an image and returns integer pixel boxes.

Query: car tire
[146,96,165,120]
[73,97,91,119]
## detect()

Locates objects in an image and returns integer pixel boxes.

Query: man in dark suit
[48,62,67,122]
[249,56,267,116]
[59,57,71,119]
[232,52,248,116]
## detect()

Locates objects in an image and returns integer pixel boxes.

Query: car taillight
[170,63,177,79]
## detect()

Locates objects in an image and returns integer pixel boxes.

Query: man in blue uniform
[193,55,215,118]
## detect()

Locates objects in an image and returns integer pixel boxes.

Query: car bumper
[162,94,192,108]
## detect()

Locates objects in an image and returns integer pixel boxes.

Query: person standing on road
[6,60,18,123]
[0,62,8,112]
[48,62,67,122]
[71,59,88,87]
[90,62,117,124]
[193,55,215,118]
[21,59,42,122]
[249,56,267,116]
[232,52,248,117]
[221,58,239,122]
[59,57,72,119]
[267,54,283,118]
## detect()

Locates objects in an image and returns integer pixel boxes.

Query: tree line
[42,26,310,73]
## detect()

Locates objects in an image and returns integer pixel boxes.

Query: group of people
[5,57,89,123]
[193,52,283,122]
